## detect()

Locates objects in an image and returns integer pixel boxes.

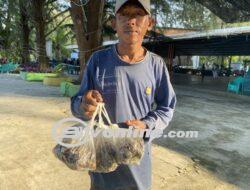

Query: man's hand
[125,119,146,129]
[81,90,103,119]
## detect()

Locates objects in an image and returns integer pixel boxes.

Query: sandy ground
[0,74,246,190]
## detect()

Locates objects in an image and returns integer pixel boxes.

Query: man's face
[113,4,153,45]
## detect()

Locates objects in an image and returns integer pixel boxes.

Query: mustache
[123,28,139,32]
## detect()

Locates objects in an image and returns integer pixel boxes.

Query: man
[71,0,176,189]
[201,63,206,83]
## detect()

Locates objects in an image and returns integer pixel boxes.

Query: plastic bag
[94,130,118,172]
[53,103,144,173]
[53,126,96,171]
[115,136,144,165]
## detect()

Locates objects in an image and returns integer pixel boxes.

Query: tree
[19,0,31,64]
[152,0,222,30]
[194,0,250,23]
[0,0,23,62]
[151,0,172,28]
[28,0,48,71]
[70,0,105,78]
[28,0,70,71]
[51,25,73,61]
[0,0,12,52]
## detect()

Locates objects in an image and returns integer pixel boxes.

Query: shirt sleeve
[70,55,95,121]
[141,59,177,140]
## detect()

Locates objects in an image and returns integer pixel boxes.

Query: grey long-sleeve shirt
[71,44,176,190]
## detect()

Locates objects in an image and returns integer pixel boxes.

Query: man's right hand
[81,90,103,119]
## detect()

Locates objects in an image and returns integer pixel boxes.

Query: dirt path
[0,74,237,190]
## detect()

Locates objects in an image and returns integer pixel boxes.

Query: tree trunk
[4,3,11,51]
[220,56,224,67]
[228,56,232,69]
[70,0,105,80]
[85,0,105,59]
[31,0,49,71]
[36,21,48,71]
[19,0,30,65]
[69,3,86,79]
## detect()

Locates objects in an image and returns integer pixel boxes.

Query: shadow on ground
[154,83,250,190]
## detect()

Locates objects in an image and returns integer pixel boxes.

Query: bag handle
[101,104,112,126]
[89,103,101,127]
[89,103,114,129]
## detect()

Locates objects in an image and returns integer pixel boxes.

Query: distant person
[212,63,218,79]
[215,64,219,77]
[63,57,67,64]
[52,58,57,68]
[226,67,231,77]
[243,61,248,76]
[201,63,206,82]
[76,59,80,75]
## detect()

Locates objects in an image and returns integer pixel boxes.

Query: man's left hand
[125,119,146,129]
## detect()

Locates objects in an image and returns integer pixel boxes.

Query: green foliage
[50,25,73,60]
[0,0,74,63]
[0,0,249,64]
[151,0,223,30]
[0,0,22,61]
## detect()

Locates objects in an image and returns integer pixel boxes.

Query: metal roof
[169,26,250,40]
[144,27,250,56]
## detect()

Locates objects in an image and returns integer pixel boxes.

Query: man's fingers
[81,90,103,120]
[84,95,98,106]
[82,103,97,112]
[92,90,103,102]
[125,120,146,128]
[86,98,98,107]
[84,90,103,105]
[125,120,137,126]
[84,111,95,119]
[84,91,97,105]
[125,120,131,125]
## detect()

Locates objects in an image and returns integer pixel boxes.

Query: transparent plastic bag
[91,103,119,173]
[53,103,118,173]
[53,103,144,173]
[53,126,96,171]
[94,129,118,172]
[115,136,144,165]
[99,105,144,165]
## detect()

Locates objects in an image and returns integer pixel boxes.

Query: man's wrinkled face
[113,3,153,45]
